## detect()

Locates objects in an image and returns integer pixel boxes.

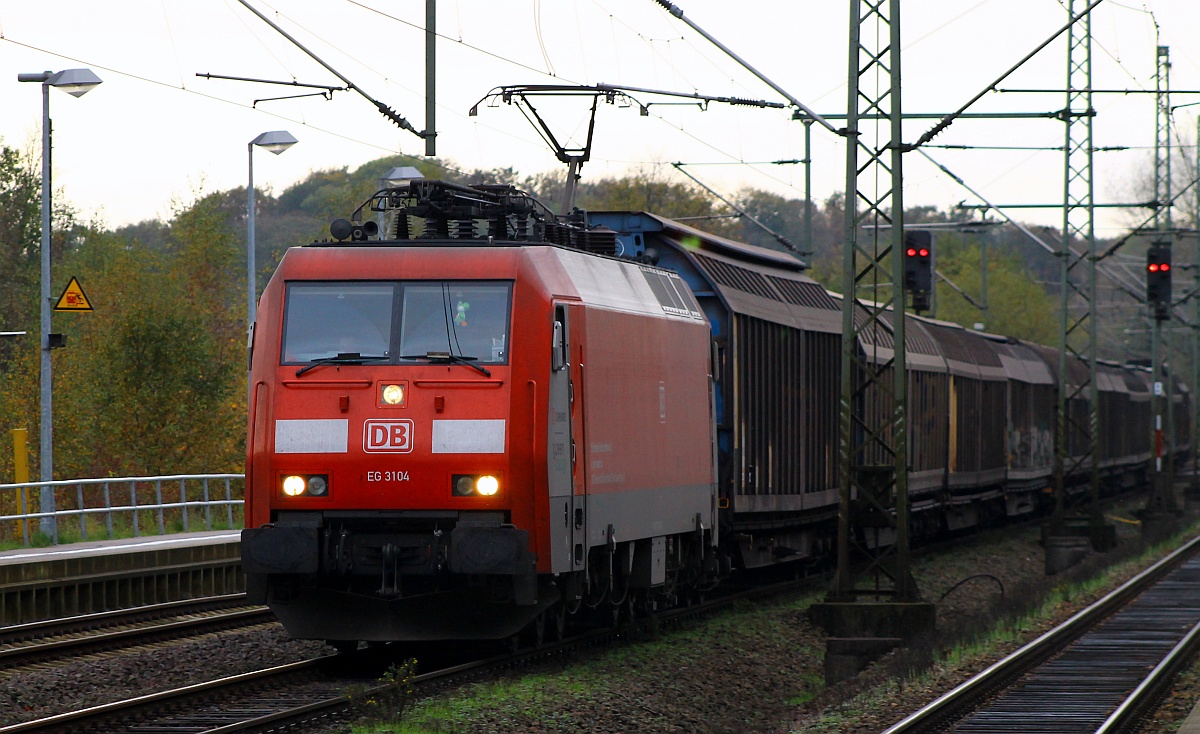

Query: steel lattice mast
[1051,0,1107,548]
[828,0,917,603]
[1192,115,1200,504]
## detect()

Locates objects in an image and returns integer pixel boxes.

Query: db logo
[364,420,414,453]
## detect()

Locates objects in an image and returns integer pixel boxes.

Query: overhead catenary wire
[10,0,1184,262]
[672,162,804,256]
[916,147,1149,304]
[0,36,468,178]
[913,0,1105,148]
[340,0,801,192]
[649,0,838,135]
[235,0,425,138]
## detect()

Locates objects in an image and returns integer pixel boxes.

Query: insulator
[393,214,410,240]
[456,218,476,239]
[513,214,530,240]
[488,215,508,240]
[424,216,450,239]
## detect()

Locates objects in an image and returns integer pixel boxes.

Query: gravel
[355,503,1186,734]
[0,625,328,726]
[0,500,1190,734]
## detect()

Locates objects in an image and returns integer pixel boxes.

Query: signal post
[1143,242,1179,539]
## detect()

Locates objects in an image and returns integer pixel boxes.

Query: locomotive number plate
[367,470,410,482]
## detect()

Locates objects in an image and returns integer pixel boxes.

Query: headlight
[283,475,306,496]
[381,383,405,405]
[476,475,499,496]
[452,473,501,497]
[280,474,330,498]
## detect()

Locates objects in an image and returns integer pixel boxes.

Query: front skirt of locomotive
[242,524,559,642]
[260,583,560,642]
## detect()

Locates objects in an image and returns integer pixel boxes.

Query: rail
[0,474,244,546]
[881,532,1200,733]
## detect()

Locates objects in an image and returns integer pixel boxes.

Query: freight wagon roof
[596,211,807,271]
[920,320,1007,381]
[1095,362,1132,395]
[593,211,842,334]
[989,340,1055,385]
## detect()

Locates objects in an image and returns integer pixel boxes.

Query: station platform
[1181,700,1200,734]
[0,530,243,625]
[0,529,239,565]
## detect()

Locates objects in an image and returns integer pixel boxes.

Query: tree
[0,145,41,338]
[932,242,1058,345]
[45,195,245,478]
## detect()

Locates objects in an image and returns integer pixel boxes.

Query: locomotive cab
[241,181,720,644]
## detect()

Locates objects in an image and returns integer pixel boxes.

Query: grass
[346,511,1200,734]
[350,591,826,733]
[788,517,1200,733]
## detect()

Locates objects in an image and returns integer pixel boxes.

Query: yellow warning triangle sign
[54,277,94,312]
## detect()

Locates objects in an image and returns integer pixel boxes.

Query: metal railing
[0,474,244,546]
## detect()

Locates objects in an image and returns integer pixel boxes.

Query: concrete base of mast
[808,600,936,685]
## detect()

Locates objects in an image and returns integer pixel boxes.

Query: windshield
[281,281,511,366]
[398,283,510,363]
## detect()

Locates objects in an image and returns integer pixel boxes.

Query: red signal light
[918,248,929,257]
[906,248,917,257]
[1149,264,1160,272]
[1162,263,1170,272]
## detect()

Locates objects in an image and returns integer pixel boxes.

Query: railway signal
[1146,243,1171,321]
[903,230,933,313]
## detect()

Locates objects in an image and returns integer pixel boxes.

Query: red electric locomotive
[242,181,720,645]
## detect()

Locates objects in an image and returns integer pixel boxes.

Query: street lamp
[380,166,423,188]
[17,68,102,535]
[246,131,297,347]
[377,167,423,234]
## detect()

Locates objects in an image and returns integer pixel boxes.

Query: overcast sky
[2,0,1199,240]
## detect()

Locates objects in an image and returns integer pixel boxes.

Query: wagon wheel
[622,589,639,622]
[609,601,623,628]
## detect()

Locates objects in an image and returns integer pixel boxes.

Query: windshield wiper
[295,353,389,377]
[399,351,492,377]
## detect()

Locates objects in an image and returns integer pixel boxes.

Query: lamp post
[17,68,101,535]
[377,167,423,235]
[246,131,297,350]
[380,166,424,188]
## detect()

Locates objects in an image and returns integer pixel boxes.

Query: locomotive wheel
[547,602,567,641]
[522,611,547,649]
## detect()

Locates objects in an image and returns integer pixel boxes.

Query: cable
[0,36,466,178]
[342,1,812,200]
[344,0,578,83]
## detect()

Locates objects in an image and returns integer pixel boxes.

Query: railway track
[883,533,1200,734]
[0,577,801,733]
[0,594,275,669]
[10,524,1185,733]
